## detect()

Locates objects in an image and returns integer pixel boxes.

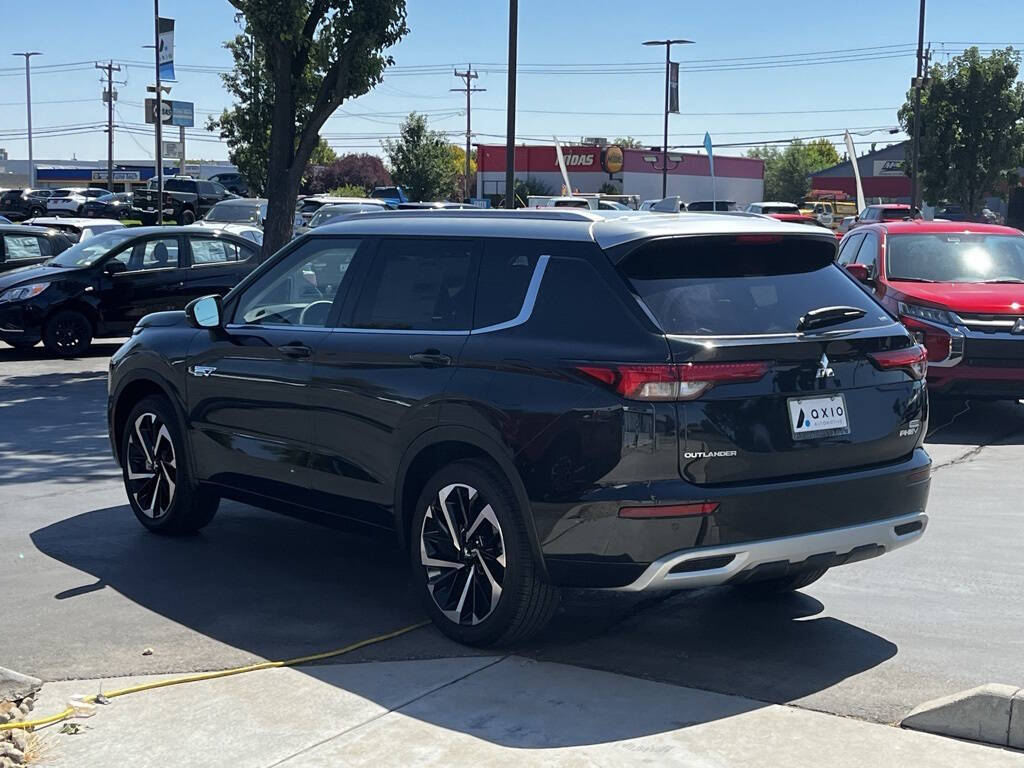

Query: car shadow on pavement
[0,341,124,362]
[29,500,899,748]
[926,397,1024,446]
[0,369,118,485]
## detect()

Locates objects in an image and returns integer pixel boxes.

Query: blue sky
[1,0,1023,163]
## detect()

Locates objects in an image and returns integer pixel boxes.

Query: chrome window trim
[471,254,550,335]
[221,253,552,337]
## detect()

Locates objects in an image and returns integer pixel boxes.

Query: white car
[746,202,801,215]
[22,216,125,243]
[45,188,108,216]
[195,197,303,237]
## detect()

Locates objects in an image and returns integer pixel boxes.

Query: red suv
[839,219,1024,399]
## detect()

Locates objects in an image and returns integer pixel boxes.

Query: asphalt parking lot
[2,339,1023,731]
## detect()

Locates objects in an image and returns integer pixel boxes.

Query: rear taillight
[868,344,928,380]
[899,315,951,362]
[619,502,719,519]
[576,361,769,401]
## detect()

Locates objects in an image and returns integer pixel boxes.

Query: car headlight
[0,282,50,304]
[897,301,953,326]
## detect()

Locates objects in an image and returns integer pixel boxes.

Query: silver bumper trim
[612,511,928,592]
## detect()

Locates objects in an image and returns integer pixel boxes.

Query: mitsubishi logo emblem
[816,353,835,379]
[1013,318,1024,335]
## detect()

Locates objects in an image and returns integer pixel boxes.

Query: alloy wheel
[420,483,506,626]
[52,317,84,353]
[125,412,177,519]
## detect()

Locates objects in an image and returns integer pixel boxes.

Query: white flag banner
[844,130,866,213]
[158,18,175,81]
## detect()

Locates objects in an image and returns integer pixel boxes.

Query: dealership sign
[91,170,141,182]
[873,159,905,177]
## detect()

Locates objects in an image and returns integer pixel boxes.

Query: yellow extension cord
[0,620,430,732]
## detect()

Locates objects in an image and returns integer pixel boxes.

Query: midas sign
[557,152,596,168]
[602,145,624,174]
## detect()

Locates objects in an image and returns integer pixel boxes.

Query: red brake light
[868,344,928,380]
[576,362,769,401]
[619,502,719,519]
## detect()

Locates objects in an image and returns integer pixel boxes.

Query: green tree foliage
[899,46,1024,214]
[747,139,842,202]
[217,0,408,254]
[612,137,644,148]
[310,138,338,166]
[598,181,621,195]
[329,184,367,197]
[207,25,272,196]
[382,113,456,201]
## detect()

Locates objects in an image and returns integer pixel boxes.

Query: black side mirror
[104,260,127,276]
[186,295,223,329]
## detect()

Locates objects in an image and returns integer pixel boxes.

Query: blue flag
[703,132,714,177]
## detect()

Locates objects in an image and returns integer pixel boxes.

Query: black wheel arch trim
[395,424,550,583]
[109,368,190,473]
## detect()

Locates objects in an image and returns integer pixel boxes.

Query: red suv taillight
[576,361,770,401]
[867,344,928,380]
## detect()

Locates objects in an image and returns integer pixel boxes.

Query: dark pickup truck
[132,177,234,225]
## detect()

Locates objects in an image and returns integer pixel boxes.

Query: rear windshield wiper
[798,305,867,332]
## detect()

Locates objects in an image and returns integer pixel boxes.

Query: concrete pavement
[26,657,1024,767]
[2,343,1024,757]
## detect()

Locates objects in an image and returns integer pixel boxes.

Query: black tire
[42,310,93,357]
[411,459,559,646]
[733,568,828,597]
[120,394,219,535]
[139,212,157,226]
[28,207,45,218]
[180,208,196,225]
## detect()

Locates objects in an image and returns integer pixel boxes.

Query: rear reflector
[576,362,769,401]
[619,502,719,519]
[868,344,928,380]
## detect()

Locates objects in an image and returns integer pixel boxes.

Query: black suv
[0,227,261,355]
[106,210,931,645]
[0,225,74,274]
[0,189,53,220]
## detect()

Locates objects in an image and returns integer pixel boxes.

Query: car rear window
[620,236,888,336]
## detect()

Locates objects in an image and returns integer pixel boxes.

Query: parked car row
[0,226,262,355]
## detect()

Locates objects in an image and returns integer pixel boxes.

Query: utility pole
[96,61,122,191]
[451,64,485,203]
[12,52,41,188]
[504,0,518,208]
[910,0,927,210]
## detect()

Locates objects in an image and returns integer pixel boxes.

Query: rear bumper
[928,365,1024,399]
[541,448,931,589]
[612,511,926,591]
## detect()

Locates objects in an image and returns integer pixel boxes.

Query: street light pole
[504,0,518,209]
[910,0,927,210]
[12,52,41,188]
[642,39,693,199]
[153,0,165,224]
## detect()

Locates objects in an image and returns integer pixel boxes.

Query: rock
[0,742,23,761]
[0,756,16,768]
[9,730,28,752]
[0,668,40,704]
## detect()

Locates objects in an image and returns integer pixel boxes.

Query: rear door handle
[277,342,313,359]
[409,350,452,367]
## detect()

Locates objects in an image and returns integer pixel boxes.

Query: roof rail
[336,208,602,223]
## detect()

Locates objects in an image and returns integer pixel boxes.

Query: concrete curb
[0,668,41,704]
[900,683,1024,749]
